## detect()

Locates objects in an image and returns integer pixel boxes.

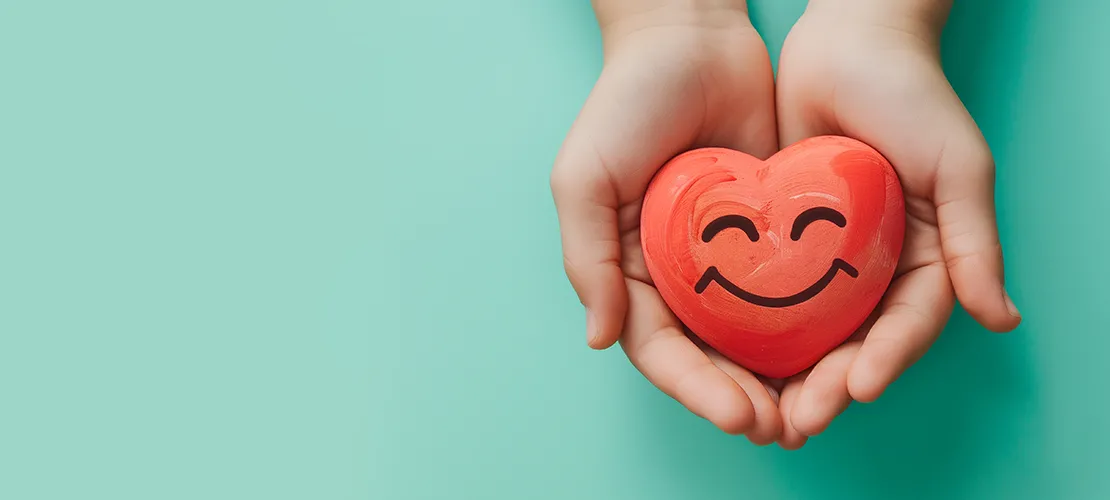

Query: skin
[550,0,1022,448]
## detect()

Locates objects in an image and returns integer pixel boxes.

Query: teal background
[0,0,1105,498]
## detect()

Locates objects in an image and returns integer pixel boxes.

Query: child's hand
[551,1,782,442]
[772,0,1022,448]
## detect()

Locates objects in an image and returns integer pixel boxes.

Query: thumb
[551,126,628,350]
[934,126,1022,332]
[549,55,704,350]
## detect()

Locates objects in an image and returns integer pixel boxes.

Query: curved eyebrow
[702,215,759,243]
[791,207,846,240]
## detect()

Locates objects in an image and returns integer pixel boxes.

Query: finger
[790,341,861,437]
[701,344,783,445]
[848,262,955,403]
[551,111,629,349]
[934,128,1021,332]
[777,375,809,450]
[620,279,755,435]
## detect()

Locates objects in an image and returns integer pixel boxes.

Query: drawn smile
[694,258,859,308]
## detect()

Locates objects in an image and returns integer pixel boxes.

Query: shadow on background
[767,309,1040,499]
[624,310,1040,499]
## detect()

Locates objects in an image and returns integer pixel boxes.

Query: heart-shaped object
[640,136,905,378]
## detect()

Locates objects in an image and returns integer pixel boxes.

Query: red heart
[640,136,905,378]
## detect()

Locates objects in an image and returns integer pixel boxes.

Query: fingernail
[586,309,598,346]
[763,382,781,405]
[1003,289,1021,319]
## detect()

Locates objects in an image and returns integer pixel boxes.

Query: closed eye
[702,215,759,243]
[791,207,846,241]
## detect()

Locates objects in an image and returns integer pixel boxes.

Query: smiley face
[695,207,858,307]
[640,136,905,378]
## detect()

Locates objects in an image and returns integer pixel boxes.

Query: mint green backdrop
[1,1,1104,498]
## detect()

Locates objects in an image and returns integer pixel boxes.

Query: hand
[551,1,784,442]
[772,0,1023,449]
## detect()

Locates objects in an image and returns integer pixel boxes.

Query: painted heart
[640,136,905,378]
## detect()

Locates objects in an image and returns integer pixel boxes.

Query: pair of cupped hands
[550,0,1022,449]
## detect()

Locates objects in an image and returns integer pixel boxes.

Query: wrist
[593,0,752,48]
[803,0,952,41]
